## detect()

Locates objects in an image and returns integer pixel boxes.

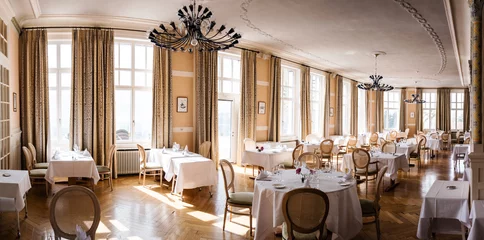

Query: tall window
[451,91,464,130]
[281,65,300,139]
[48,40,72,150]
[114,40,153,146]
[383,90,400,130]
[310,73,326,136]
[218,53,241,94]
[342,81,351,135]
[358,88,367,133]
[422,90,437,130]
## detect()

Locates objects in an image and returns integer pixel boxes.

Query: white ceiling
[9,0,471,88]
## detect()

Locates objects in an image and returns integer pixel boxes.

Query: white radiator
[116,149,149,175]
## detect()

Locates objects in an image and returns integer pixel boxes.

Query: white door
[218,99,238,162]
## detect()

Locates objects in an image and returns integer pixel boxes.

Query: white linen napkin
[256,170,270,180]
[343,169,353,181]
[73,144,80,152]
[76,225,91,240]
[162,146,166,153]
[303,178,311,187]
[184,145,189,152]
[82,149,90,157]
[52,151,60,160]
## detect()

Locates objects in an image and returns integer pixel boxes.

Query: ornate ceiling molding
[393,0,447,75]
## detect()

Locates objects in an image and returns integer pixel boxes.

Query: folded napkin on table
[303,179,311,188]
[256,170,270,180]
[82,149,90,157]
[52,151,60,160]
[162,146,166,153]
[343,170,353,181]
[73,144,80,152]
[76,225,91,240]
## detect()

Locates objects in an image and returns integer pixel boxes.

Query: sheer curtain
[151,47,173,148]
[332,73,343,135]
[416,88,423,131]
[436,88,451,131]
[20,29,50,168]
[375,91,384,133]
[268,56,281,142]
[464,88,470,131]
[323,72,331,138]
[301,66,311,138]
[350,80,358,135]
[70,29,115,173]
[400,88,406,131]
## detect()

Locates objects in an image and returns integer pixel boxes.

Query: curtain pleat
[416,88,423,131]
[464,88,470,131]
[332,74,343,135]
[268,56,281,142]
[70,29,116,176]
[195,51,218,166]
[323,72,331,138]
[400,88,406,131]
[20,29,50,168]
[437,88,451,131]
[237,50,257,165]
[375,91,384,133]
[301,66,311,138]
[152,47,173,148]
[350,81,358,135]
[366,91,372,133]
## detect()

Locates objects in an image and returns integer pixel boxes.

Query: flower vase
[301,176,305,183]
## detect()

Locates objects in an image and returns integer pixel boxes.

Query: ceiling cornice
[1,0,16,20]
[443,0,465,87]
[28,0,41,18]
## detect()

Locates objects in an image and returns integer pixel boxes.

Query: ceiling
[9,0,471,88]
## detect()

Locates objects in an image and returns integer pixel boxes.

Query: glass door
[218,99,237,162]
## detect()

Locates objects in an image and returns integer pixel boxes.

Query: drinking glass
[277,163,285,182]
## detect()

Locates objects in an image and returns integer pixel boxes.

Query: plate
[2,173,11,177]
[339,182,351,186]
[272,184,286,189]
[446,185,457,190]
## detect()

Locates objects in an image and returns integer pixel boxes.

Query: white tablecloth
[396,143,417,160]
[452,144,470,166]
[242,149,293,171]
[426,139,440,151]
[463,168,472,182]
[149,148,202,181]
[303,143,339,155]
[171,157,216,194]
[469,200,484,240]
[0,170,31,211]
[252,170,362,240]
[342,153,408,180]
[45,151,100,184]
[417,180,470,239]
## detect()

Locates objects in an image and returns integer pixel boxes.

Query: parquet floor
[0,149,467,239]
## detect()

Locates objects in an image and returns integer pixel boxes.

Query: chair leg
[109,174,113,191]
[230,206,233,221]
[223,204,228,231]
[138,171,142,184]
[376,214,381,240]
[45,182,49,197]
[16,211,20,238]
[143,172,146,186]
[24,193,28,218]
[249,207,253,237]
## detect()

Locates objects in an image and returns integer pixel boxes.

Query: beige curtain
[70,29,116,176]
[20,29,49,168]
[151,47,173,148]
[436,88,451,131]
[400,88,406,131]
[268,56,281,142]
[366,91,372,132]
[416,88,423,131]
[237,50,257,164]
[301,66,311,138]
[464,88,470,131]
[375,91,384,132]
[350,80,358,135]
[195,51,218,166]
[323,72,331,138]
[332,74,343,135]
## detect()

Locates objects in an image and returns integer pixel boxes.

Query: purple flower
[296,168,301,174]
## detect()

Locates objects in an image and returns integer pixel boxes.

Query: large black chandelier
[404,81,426,104]
[357,52,394,91]
[148,0,241,52]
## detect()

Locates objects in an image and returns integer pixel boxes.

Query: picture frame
[329,107,334,117]
[258,101,266,114]
[410,112,415,118]
[177,97,188,113]
[12,92,17,112]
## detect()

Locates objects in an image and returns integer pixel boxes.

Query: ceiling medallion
[357,52,394,92]
[149,0,241,52]
[404,81,426,104]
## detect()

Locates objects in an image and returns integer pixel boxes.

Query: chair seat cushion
[228,192,254,205]
[142,162,162,169]
[355,168,378,175]
[97,166,111,173]
[321,154,331,158]
[282,222,327,240]
[360,198,379,216]
[30,168,47,177]
[34,162,49,169]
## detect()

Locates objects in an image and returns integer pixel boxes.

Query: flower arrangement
[256,146,264,152]
[296,167,315,183]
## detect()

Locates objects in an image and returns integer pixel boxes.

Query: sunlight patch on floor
[212,220,249,236]
[109,219,130,232]
[187,210,219,222]
[133,186,192,209]
[90,221,111,234]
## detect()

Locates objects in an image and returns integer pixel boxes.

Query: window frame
[450,90,465,131]
[342,80,351,136]
[309,72,326,137]
[218,52,241,95]
[422,90,437,130]
[383,90,401,131]
[280,64,301,141]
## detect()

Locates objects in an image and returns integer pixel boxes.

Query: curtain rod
[273,55,329,74]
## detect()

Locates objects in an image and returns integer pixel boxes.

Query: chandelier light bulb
[190,38,199,46]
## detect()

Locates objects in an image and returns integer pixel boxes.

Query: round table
[252,170,362,240]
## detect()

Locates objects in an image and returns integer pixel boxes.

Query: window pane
[233,60,240,79]
[49,73,57,87]
[48,44,57,68]
[232,81,240,93]
[114,43,119,68]
[223,80,232,93]
[282,87,293,98]
[223,58,232,78]
[119,44,132,68]
[147,46,153,70]
[146,72,153,87]
[60,44,71,68]
[61,73,71,87]
[135,45,146,69]
[134,71,145,86]
[114,70,119,86]
[49,90,58,142]
[60,90,71,146]
[134,90,153,141]
[119,70,132,86]
[282,100,293,136]
[115,90,132,141]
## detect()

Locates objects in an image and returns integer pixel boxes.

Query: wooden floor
[0,149,467,240]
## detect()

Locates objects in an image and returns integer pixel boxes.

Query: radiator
[116,149,149,175]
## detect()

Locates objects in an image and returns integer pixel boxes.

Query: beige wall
[255,57,270,142]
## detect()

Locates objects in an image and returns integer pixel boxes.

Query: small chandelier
[148,0,241,52]
[357,52,394,91]
[404,81,426,104]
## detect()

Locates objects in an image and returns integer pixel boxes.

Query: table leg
[384,179,400,192]
[24,193,28,218]
[461,224,466,240]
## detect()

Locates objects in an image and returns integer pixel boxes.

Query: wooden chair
[27,143,49,169]
[381,142,396,154]
[441,133,450,150]
[199,141,211,158]
[352,148,378,196]
[409,139,425,169]
[387,130,397,142]
[404,128,410,139]
[453,131,461,145]
[289,144,304,168]
[378,138,387,147]
[305,134,320,143]
[319,139,334,166]
[359,166,388,240]
[369,132,379,148]
[243,138,257,175]
[430,133,438,140]
[137,144,162,187]
[219,159,253,236]
[49,186,101,240]
[298,152,320,169]
[281,188,333,240]
[97,144,116,191]
[458,131,465,144]
[22,147,49,196]
[464,138,471,144]
[347,135,358,153]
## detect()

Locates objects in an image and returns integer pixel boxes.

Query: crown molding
[19,14,160,29]
[0,0,16,21]
[29,0,41,18]
[443,0,465,87]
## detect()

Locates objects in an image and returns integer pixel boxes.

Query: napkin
[303,178,311,188]
[82,149,90,157]
[162,146,166,153]
[343,169,353,181]
[184,145,189,152]
[73,144,80,152]
[52,151,60,160]
[256,170,270,180]
[76,225,91,240]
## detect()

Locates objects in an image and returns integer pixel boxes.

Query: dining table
[302,142,339,155]
[396,142,417,160]
[45,151,100,187]
[241,148,293,172]
[0,170,31,212]
[452,144,471,167]
[469,200,484,240]
[252,170,362,240]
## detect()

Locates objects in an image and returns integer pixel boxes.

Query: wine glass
[277,163,285,182]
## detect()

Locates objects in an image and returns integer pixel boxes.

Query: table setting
[241,143,293,171]
[0,170,31,211]
[45,149,99,185]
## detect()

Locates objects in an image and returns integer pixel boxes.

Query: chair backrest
[282,188,330,239]
[374,166,389,208]
[404,128,410,136]
[464,138,471,144]
[347,136,357,147]
[199,141,211,158]
[417,131,424,135]
[298,152,320,169]
[219,159,235,200]
[379,137,387,146]
[441,133,449,141]
[106,145,116,169]
[389,130,397,140]
[456,130,461,139]
[137,144,147,169]
[28,143,37,164]
[244,138,256,150]
[305,134,320,143]
[369,132,379,144]
[381,141,396,154]
[352,148,370,171]
[50,186,101,240]
[415,138,425,156]
[430,133,438,139]
[320,139,334,155]
[292,144,304,164]
[22,146,33,172]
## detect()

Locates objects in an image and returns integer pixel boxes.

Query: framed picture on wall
[177,97,188,113]
[258,101,266,114]
[329,107,334,117]
[12,92,17,112]
[410,112,415,118]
